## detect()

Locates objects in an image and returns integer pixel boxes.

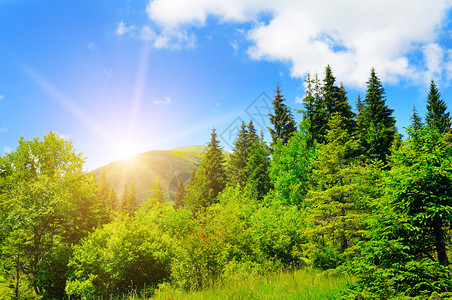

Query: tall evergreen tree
[425,79,451,133]
[268,84,297,148]
[174,179,186,209]
[307,114,363,261]
[97,169,115,223]
[185,128,226,213]
[245,135,272,200]
[227,122,249,186]
[121,181,137,216]
[359,68,396,163]
[302,73,324,145]
[410,106,423,137]
[228,121,260,187]
[143,178,165,209]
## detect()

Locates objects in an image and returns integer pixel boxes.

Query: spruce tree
[174,179,186,209]
[268,84,297,148]
[227,122,249,186]
[360,68,396,163]
[307,114,363,257]
[321,66,356,135]
[245,135,271,200]
[410,106,423,137]
[185,128,226,213]
[143,178,165,209]
[425,80,451,133]
[302,73,325,144]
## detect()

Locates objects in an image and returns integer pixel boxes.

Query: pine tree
[185,128,226,213]
[143,178,165,209]
[425,80,451,133]
[245,135,271,200]
[121,181,137,216]
[302,73,325,144]
[386,127,452,266]
[410,106,423,137]
[174,179,186,209]
[360,68,396,163]
[268,84,297,148]
[227,122,249,186]
[227,120,260,187]
[302,67,356,145]
[307,114,363,258]
[97,169,115,223]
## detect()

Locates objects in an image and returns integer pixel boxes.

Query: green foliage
[305,114,369,268]
[185,128,226,213]
[121,181,138,216]
[268,84,297,147]
[66,212,175,298]
[386,127,452,266]
[343,127,452,298]
[359,68,396,163]
[301,73,324,145]
[0,132,102,298]
[269,119,315,206]
[245,137,272,200]
[426,79,451,133]
[174,179,186,209]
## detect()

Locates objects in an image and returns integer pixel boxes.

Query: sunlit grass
[145,268,353,300]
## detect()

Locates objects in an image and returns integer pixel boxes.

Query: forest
[1,66,452,299]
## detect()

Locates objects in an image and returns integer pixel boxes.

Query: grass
[147,268,352,300]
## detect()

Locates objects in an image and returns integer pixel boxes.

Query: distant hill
[93,146,209,202]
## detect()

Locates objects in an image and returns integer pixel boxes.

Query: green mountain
[93,146,208,202]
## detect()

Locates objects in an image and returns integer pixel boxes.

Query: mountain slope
[93,146,208,202]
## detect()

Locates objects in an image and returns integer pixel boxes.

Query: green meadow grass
[146,268,352,300]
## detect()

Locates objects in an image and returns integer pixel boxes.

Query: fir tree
[121,181,137,216]
[425,80,451,133]
[268,84,297,148]
[228,120,260,187]
[143,178,165,209]
[245,135,271,200]
[360,68,396,163]
[174,179,186,209]
[307,114,363,258]
[185,128,226,213]
[302,73,325,144]
[410,106,423,137]
[227,122,249,187]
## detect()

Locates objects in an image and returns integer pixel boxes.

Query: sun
[116,143,139,161]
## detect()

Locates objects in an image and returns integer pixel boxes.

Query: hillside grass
[143,268,352,299]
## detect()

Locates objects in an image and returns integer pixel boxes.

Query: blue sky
[1,0,452,170]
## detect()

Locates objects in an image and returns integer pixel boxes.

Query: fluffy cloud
[145,0,452,85]
[0,95,4,100]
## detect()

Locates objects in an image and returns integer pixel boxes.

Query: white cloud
[153,96,172,105]
[230,40,239,52]
[145,0,452,86]
[116,21,136,36]
[0,95,4,100]
[423,43,446,82]
[0,127,6,133]
[140,25,156,41]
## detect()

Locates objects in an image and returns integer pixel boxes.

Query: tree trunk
[433,221,449,266]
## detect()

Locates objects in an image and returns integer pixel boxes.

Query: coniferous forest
[2,66,452,299]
